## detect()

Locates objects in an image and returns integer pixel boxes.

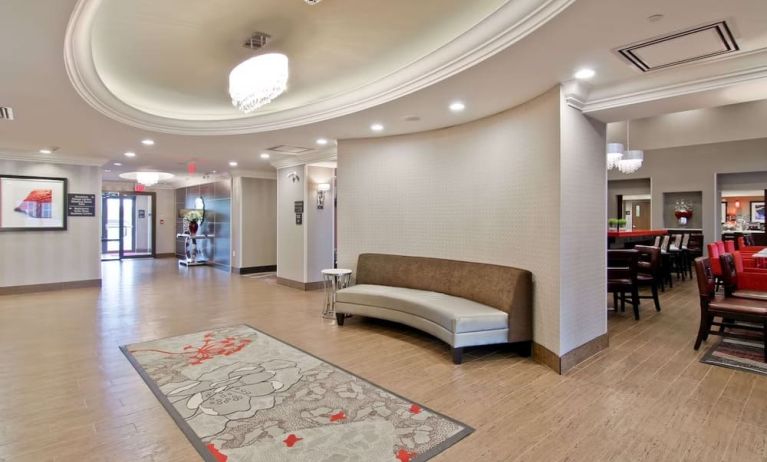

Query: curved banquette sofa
[335,253,533,364]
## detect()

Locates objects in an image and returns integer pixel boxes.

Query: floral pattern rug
[122,325,472,462]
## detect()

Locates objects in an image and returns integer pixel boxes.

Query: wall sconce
[317,183,331,209]
[735,200,741,209]
[288,171,300,183]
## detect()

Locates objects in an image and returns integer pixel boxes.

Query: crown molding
[561,80,592,111]
[64,0,574,135]
[0,150,108,167]
[230,169,277,180]
[271,148,337,170]
[582,65,767,114]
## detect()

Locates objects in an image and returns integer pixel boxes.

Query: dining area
[607,230,703,320]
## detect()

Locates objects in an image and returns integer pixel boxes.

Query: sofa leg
[335,313,345,326]
[452,347,464,365]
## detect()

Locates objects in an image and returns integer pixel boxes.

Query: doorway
[101,191,156,261]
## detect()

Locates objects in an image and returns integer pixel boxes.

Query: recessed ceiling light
[229,161,238,167]
[39,148,53,154]
[370,123,384,132]
[104,169,112,173]
[316,138,329,146]
[141,139,155,146]
[113,162,123,166]
[124,151,136,158]
[449,101,466,112]
[260,153,270,159]
[574,68,596,80]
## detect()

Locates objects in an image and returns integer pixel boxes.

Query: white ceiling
[1,0,766,185]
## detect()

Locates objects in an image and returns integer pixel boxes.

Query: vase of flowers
[673,201,693,226]
[185,210,204,236]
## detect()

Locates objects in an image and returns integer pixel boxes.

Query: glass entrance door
[101,192,155,260]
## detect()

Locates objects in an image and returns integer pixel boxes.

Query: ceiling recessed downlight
[39,148,54,154]
[449,101,466,112]
[141,139,155,146]
[260,153,271,159]
[113,162,123,166]
[124,151,136,157]
[573,68,596,80]
[316,138,329,146]
[229,161,238,167]
[370,123,384,132]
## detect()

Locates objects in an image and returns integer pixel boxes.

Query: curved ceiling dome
[66,0,574,134]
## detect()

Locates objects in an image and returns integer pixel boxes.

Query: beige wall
[232,177,277,270]
[608,138,767,241]
[277,166,307,283]
[0,161,101,287]
[102,181,176,255]
[337,87,606,356]
[306,166,335,282]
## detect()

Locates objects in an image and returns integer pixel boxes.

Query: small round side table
[321,269,352,319]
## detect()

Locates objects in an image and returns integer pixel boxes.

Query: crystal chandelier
[229,53,289,113]
[606,143,623,170]
[608,121,644,174]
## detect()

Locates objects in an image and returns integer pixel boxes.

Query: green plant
[608,218,627,227]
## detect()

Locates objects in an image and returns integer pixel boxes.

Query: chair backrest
[672,234,682,248]
[694,257,716,302]
[716,241,726,254]
[653,235,661,247]
[737,236,745,249]
[725,240,736,253]
[607,249,639,283]
[681,233,690,248]
[719,253,739,296]
[707,242,720,259]
[687,234,703,251]
[707,242,723,275]
[745,234,756,246]
[635,245,661,276]
[661,235,671,251]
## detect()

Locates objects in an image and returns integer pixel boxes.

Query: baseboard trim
[533,333,609,375]
[276,277,324,291]
[0,278,102,296]
[155,253,176,259]
[234,265,277,275]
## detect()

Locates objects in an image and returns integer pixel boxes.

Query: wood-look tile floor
[1,259,766,461]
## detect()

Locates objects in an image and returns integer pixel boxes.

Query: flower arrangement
[185,210,204,223]
[673,200,693,219]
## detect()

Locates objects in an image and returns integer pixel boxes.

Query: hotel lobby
[1,0,767,461]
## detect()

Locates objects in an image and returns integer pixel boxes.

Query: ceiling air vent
[617,21,739,72]
[267,145,313,154]
[0,107,14,120]
[243,32,271,50]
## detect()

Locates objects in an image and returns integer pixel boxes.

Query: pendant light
[617,121,644,174]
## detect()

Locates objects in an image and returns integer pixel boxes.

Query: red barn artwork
[14,189,53,218]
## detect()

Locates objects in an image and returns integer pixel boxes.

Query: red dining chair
[720,252,767,298]
[724,241,736,253]
[707,242,723,290]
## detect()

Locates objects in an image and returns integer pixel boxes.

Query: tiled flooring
[0,259,765,461]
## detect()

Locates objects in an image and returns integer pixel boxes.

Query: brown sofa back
[355,253,533,342]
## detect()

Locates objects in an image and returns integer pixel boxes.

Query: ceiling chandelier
[229,42,289,114]
[119,171,174,187]
[607,121,644,174]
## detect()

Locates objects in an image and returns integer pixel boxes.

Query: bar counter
[608,229,668,249]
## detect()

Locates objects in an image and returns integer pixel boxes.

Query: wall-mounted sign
[294,201,304,213]
[296,214,303,225]
[67,193,96,217]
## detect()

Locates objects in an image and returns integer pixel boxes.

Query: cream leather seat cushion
[336,284,507,334]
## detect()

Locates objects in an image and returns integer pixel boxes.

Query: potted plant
[608,218,627,232]
[185,210,204,236]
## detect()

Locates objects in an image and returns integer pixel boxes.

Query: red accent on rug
[206,443,228,462]
[330,411,346,422]
[396,448,417,462]
[409,404,422,414]
[131,332,252,366]
[283,434,303,448]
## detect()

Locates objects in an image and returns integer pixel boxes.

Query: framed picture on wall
[751,201,765,223]
[0,175,68,231]
[721,201,727,223]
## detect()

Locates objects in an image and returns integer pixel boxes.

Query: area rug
[701,331,767,376]
[121,325,472,462]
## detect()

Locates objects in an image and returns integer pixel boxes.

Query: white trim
[582,65,767,114]
[64,0,574,135]
[230,169,277,180]
[0,150,108,167]
[271,149,337,170]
